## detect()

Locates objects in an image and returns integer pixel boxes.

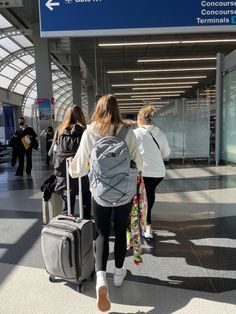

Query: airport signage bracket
[39,0,236,37]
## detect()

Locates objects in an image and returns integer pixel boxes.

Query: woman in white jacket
[134,105,170,239]
[69,94,142,312]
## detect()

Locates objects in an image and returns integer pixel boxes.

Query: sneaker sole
[97,285,111,312]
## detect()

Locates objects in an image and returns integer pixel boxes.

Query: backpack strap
[117,124,129,140]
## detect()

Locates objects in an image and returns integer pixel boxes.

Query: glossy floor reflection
[0,153,236,313]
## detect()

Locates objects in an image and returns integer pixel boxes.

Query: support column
[215,53,223,165]
[71,66,82,106]
[32,23,53,126]
[87,85,95,116]
[107,75,111,93]
[70,39,82,107]
[32,23,53,157]
[15,106,23,119]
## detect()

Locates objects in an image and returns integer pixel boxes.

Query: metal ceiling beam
[0,86,23,105]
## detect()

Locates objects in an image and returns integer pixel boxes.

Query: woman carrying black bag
[49,105,91,218]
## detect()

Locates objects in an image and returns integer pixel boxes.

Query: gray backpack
[88,125,137,207]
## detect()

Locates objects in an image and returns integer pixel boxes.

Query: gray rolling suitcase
[41,159,95,292]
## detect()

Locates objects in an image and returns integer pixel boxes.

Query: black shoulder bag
[148,130,160,150]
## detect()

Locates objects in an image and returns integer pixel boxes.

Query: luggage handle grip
[66,158,72,216]
[58,216,81,223]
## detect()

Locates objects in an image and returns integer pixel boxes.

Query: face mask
[19,122,24,126]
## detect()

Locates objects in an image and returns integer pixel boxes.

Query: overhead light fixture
[115,91,184,95]
[99,39,236,47]
[184,39,236,44]
[199,93,216,96]
[118,100,168,104]
[134,75,207,81]
[120,105,164,110]
[116,98,162,101]
[132,86,192,90]
[118,97,170,101]
[119,104,167,108]
[119,104,165,108]
[107,67,216,74]
[112,82,198,87]
[118,102,147,108]
[137,57,216,63]
[99,41,180,47]
[117,98,144,101]
[130,94,181,98]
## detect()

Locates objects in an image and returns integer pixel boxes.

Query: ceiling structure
[1,0,236,117]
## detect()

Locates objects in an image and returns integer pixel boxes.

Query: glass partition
[222,69,236,163]
[152,98,210,159]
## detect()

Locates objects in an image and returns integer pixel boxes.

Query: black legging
[61,192,91,219]
[61,176,91,219]
[92,198,132,272]
[143,177,163,225]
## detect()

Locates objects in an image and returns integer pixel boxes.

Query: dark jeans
[93,198,132,272]
[16,148,32,175]
[143,177,163,225]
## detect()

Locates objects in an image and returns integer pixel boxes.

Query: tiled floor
[0,152,236,313]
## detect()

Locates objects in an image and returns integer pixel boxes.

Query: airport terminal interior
[0,0,236,313]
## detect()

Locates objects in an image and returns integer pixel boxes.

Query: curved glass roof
[0,14,72,121]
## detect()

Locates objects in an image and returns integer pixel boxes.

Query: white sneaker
[96,272,111,312]
[144,231,153,239]
[144,225,153,239]
[113,267,127,287]
[96,281,111,312]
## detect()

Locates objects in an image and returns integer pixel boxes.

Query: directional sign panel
[39,0,236,37]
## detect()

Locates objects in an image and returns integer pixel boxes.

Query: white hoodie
[69,122,142,178]
[133,125,170,178]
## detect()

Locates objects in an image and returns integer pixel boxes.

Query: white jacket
[69,122,142,178]
[133,125,170,178]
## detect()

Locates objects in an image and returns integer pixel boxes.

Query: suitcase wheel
[49,275,56,282]
[77,283,84,293]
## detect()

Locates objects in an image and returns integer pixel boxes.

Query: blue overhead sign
[38,0,236,37]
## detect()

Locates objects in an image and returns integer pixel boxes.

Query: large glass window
[222,69,236,163]
[0,13,72,121]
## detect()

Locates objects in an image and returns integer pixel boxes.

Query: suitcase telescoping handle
[66,158,83,219]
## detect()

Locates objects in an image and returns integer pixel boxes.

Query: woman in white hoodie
[69,94,142,312]
[134,105,170,239]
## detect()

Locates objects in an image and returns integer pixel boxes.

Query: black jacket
[13,126,37,152]
[53,124,85,195]
[41,174,57,201]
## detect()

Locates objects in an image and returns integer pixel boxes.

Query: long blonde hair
[138,105,155,124]
[90,94,123,136]
[57,105,86,137]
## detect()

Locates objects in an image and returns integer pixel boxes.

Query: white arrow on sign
[46,0,60,11]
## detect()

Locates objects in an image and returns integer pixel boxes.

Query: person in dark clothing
[13,116,37,177]
[40,126,54,165]
[49,105,91,218]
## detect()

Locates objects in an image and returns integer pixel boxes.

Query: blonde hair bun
[139,105,155,120]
